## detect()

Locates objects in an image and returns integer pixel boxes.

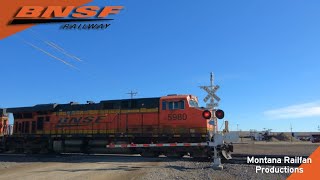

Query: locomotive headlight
[215,109,225,119]
[202,110,212,119]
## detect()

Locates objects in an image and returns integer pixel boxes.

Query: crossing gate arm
[106,142,208,148]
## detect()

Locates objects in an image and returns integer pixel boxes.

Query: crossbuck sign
[200,72,220,109]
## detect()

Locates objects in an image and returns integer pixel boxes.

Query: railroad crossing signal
[202,85,220,102]
[206,103,219,109]
[215,109,225,119]
[202,110,212,119]
[200,72,220,109]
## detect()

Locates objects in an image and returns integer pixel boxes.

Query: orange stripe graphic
[287,146,320,180]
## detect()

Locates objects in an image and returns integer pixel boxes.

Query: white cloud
[264,101,320,119]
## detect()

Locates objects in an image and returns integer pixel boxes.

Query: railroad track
[0,153,27,156]
[0,153,309,167]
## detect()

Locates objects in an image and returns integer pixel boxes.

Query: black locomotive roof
[6,97,161,113]
[100,97,160,104]
[7,103,58,113]
[100,97,160,109]
[0,108,5,115]
[55,103,100,111]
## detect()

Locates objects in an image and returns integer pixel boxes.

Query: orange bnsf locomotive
[0,94,232,158]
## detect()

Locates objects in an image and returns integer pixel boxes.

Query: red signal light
[215,109,224,119]
[202,110,212,119]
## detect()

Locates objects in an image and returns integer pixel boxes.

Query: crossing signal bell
[202,110,212,119]
[215,109,224,119]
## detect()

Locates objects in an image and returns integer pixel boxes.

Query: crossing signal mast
[200,72,225,133]
[200,72,239,170]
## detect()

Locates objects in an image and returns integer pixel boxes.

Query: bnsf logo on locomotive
[57,116,107,127]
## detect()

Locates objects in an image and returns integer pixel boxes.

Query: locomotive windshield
[189,99,199,107]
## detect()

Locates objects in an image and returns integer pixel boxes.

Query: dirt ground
[0,143,318,180]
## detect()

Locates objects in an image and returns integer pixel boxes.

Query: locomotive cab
[159,95,213,136]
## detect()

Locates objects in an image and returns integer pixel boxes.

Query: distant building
[311,134,320,143]
[253,133,264,141]
[249,129,271,141]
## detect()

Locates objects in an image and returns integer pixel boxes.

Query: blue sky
[1,0,320,132]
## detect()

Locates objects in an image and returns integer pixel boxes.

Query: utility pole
[126,90,137,99]
[290,124,293,142]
